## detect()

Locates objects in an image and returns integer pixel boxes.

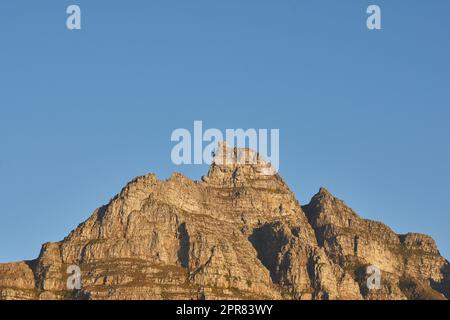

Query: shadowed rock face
[1,144,449,300]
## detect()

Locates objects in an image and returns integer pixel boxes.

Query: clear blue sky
[1,0,449,262]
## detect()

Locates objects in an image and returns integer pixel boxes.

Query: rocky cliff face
[1,144,449,300]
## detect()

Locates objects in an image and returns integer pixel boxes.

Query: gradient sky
[0,0,449,262]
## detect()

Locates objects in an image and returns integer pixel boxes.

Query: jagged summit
[203,141,278,185]
[311,187,345,203]
[1,145,449,300]
[318,187,331,195]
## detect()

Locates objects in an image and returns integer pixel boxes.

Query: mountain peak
[308,187,339,207]
[318,187,332,197]
[203,141,278,185]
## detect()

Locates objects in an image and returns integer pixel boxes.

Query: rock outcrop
[1,143,449,300]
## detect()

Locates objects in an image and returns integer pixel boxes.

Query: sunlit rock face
[1,145,449,300]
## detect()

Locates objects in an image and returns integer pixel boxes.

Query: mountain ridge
[1,144,449,300]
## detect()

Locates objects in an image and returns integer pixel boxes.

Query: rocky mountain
[1,143,449,300]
